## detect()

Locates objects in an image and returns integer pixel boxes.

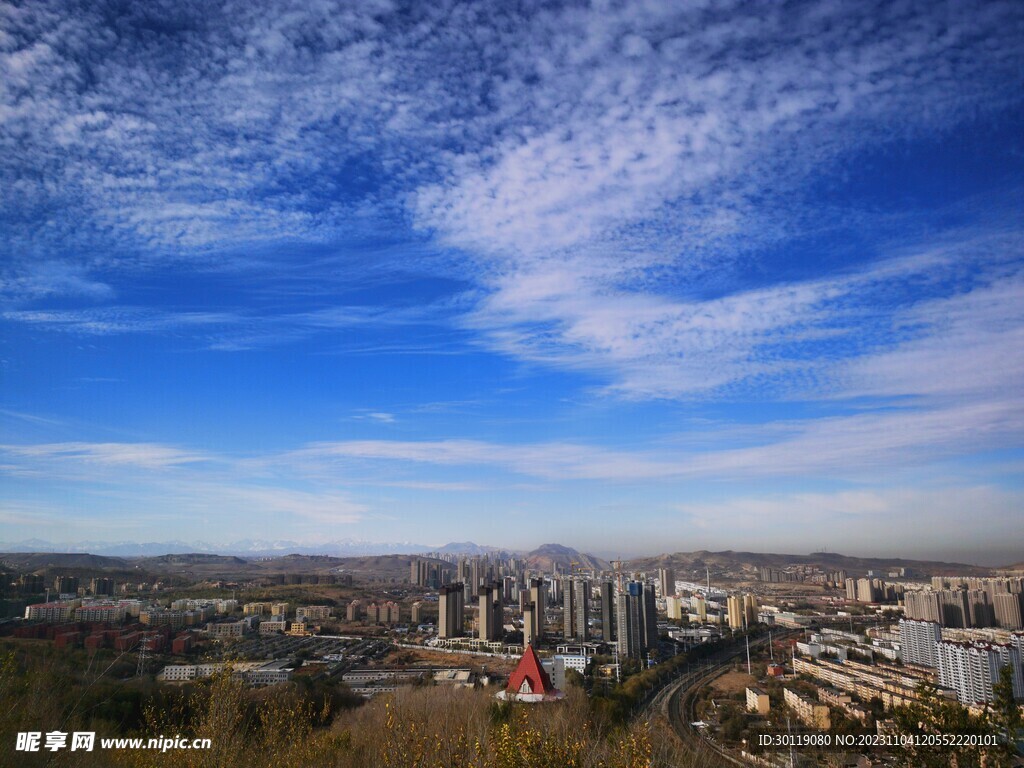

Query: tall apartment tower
[692,594,707,622]
[727,595,744,629]
[617,582,658,660]
[479,581,503,641]
[845,578,857,601]
[471,559,482,599]
[658,568,676,598]
[940,590,971,628]
[937,640,1024,704]
[562,577,575,640]
[600,581,615,642]
[743,594,758,626]
[904,590,942,623]
[438,582,465,639]
[994,593,1024,630]
[528,578,546,640]
[562,578,591,641]
[522,602,536,648]
[574,579,590,641]
[855,578,876,603]
[899,618,942,668]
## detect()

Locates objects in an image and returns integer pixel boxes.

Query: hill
[0,552,132,572]
[624,549,993,578]
[525,544,610,573]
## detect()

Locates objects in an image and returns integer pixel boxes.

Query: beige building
[784,687,831,729]
[259,619,288,634]
[296,605,332,621]
[727,595,744,629]
[346,600,363,621]
[746,687,770,714]
[206,620,246,638]
[243,602,273,616]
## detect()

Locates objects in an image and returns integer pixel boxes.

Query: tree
[990,664,1022,761]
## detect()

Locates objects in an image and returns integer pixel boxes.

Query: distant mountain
[426,542,515,556]
[624,549,994,577]
[525,543,610,573]
[137,553,249,567]
[0,552,132,571]
[0,538,433,558]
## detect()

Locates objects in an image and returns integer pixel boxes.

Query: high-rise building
[346,600,362,621]
[410,602,423,624]
[54,576,79,595]
[479,581,503,641]
[727,595,744,629]
[692,595,707,622]
[522,602,536,648]
[600,581,615,642]
[658,568,676,598]
[937,640,1024,704]
[439,582,465,639]
[90,578,115,597]
[904,590,942,623]
[617,582,657,660]
[528,578,546,640]
[743,594,758,627]
[471,558,481,599]
[994,593,1023,630]
[899,619,942,668]
[940,590,971,628]
[845,578,857,601]
[855,578,876,603]
[967,590,995,628]
[666,596,682,620]
[562,578,590,641]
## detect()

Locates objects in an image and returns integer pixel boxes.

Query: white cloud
[1,442,208,469]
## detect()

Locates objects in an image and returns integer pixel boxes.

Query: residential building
[658,568,676,598]
[206,621,246,638]
[899,619,942,668]
[937,640,1024,705]
[479,582,502,641]
[295,605,332,622]
[746,687,770,714]
[784,687,831,729]
[600,581,615,642]
[617,581,657,660]
[438,582,465,639]
[346,600,362,621]
[994,593,1023,631]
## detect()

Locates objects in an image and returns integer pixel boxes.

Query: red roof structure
[505,643,557,697]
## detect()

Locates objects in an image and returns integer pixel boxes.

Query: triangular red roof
[506,643,555,694]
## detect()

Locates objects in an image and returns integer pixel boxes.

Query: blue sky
[1,0,1022,564]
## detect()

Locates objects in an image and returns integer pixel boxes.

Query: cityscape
[2,0,1023,766]
[3,544,1024,765]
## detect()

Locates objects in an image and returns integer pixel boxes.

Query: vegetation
[0,640,667,767]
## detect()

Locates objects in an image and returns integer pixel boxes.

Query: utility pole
[136,634,148,678]
[746,635,751,675]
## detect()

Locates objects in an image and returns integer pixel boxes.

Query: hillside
[524,543,610,573]
[0,552,132,572]
[624,549,993,578]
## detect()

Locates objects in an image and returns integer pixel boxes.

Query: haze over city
[1,1,1022,566]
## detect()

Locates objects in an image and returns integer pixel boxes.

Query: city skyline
[2,2,1023,565]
